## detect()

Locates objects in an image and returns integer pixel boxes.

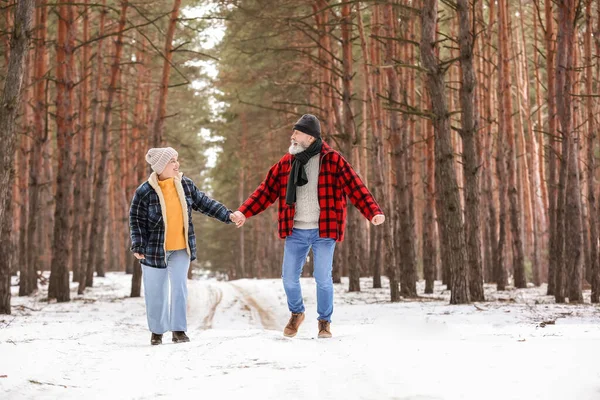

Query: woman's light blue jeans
[142,249,190,334]
[282,228,336,322]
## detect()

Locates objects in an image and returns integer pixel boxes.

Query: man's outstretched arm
[238,160,282,221]
[339,157,384,224]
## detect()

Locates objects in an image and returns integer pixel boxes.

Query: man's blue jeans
[282,228,337,322]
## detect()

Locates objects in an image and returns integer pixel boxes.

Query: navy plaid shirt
[129,175,232,268]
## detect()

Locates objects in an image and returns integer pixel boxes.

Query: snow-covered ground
[1,273,600,400]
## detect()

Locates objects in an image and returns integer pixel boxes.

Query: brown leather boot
[151,333,162,345]
[283,312,305,337]
[318,320,332,338]
[172,331,190,343]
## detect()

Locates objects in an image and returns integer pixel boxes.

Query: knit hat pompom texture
[145,147,178,174]
[293,114,321,139]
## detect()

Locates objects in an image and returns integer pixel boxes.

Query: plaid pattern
[239,142,382,241]
[129,175,232,268]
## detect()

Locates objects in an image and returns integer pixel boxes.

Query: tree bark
[152,0,182,146]
[0,0,36,313]
[498,0,527,289]
[0,178,14,314]
[587,0,600,303]
[556,0,583,303]
[79,0,107,293]
[71,0,91,282]
[48,3,76,302]
[422,85,436,294]
[457,0,484,301]
[340,4,362,293]
[356,3,382,289]
[131,34,147,297]
[383,4,416,298]
[85,1,128,290]
[421,0,470,304]
[544,0,559,296]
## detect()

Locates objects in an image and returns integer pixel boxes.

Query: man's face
[289,130,314,154]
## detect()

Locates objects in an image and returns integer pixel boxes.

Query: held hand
[230,211,247,228]
[371,214,385,226]
[134,253,145,260]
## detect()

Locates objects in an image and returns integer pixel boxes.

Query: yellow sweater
[157,178,187,251]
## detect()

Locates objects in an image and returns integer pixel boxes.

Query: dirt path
[200,284,223,330]
[230,283,280,331]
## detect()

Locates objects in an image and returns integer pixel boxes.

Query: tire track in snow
[230,283,279,331]
[200,284,223,330]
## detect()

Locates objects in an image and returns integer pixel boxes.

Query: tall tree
[556,0,583,303]
[152,0,182,146]
[544,0,559,296]
[340,4,362,293]
[48,2,76,302]
[383,3,417,298]
[498,0,527,289]
[23,0,47,296]
[71,0,91,283]
[457,0,484,301]
[586,0,600,304]
[79,0,107,292]
[85,0,129,291]
[421,0,470,304]
[0,0,36,314]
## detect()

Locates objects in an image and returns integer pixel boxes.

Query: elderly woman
[129,147,242,345]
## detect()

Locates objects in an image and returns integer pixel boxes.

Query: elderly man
[231,114,385,338]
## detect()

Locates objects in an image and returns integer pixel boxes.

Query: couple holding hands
[129,114,385,345]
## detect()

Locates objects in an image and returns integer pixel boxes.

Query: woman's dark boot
[172,331,190,343]
[151,333,163,345]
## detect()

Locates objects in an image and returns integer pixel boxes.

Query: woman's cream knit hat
[145,147,178,174]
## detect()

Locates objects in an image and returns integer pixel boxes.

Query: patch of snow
[1,273,599,399]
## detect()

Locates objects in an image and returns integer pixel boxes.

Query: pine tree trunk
[129,33,147,283]
[421,0,470,304]
[16,47,30,293]
[86,1,128,288]
[79,0,107,293]
[70,27,83,282]
[18,113,29,291]
[48,3,76,302]
[422,85,436,294]
[457,0,484,301]
[383,4,416,298]
[498,0,526,289]
[152,0,181,146]
[0,181,13,314]
[1,0,35,310]
[481,0,498,285]
[545,0,559,296]
[556,0,583,303]
[340,4,361,293]
[532,8,548,285]
[25,1,49,296]
[356,3,380,288]
[71,0,90,283]
[587,0,600,303]
[119,67,129,273]
[513,3,534,286]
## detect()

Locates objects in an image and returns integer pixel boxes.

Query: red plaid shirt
[238,142,383,241]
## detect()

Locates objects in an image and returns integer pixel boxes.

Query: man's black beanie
[293,114,321,139]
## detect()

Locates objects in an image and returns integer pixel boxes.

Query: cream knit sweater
[293,154,321,229]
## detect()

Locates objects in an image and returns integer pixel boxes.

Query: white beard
[289,141,307,155]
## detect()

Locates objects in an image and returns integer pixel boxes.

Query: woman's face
[160,156,180,178]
